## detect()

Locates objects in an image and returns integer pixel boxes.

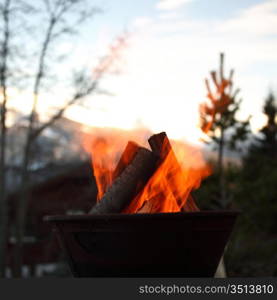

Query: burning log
[136,199,155,213]
[89,146,157,214]
[136,191,176,213]
[112,141,141,180]
[148,132,199,212]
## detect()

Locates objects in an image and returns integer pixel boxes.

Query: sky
[9,0,277,144]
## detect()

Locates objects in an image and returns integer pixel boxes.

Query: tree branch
[0,0,11,278]
[30,79,98,142]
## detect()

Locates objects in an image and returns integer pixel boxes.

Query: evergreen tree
[228,92,277,276]
[256,92,277,157]
[197,90,277,277]
[199,53,250,207]
[244,92,277,177]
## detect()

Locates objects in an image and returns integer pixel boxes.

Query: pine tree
[199,53,250,207]
[238,92,277,239]
[243,92,277,178]
[257,92,277,157]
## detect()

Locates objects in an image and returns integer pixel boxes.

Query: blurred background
[0,0,276,277]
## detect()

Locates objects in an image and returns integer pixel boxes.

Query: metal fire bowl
[45,211,239,277]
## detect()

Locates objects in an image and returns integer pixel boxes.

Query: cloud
[127,1,277,135]
[132,17,153,29]
[153,0,277,37]
[71,0,277,141]
[220,0,277,35]
[158,11,181,20]
[156,0,192,11]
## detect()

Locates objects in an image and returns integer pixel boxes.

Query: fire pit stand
[45,211,239,277]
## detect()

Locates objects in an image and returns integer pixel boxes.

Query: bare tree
[0,0,126,277]
[0,0,11,278]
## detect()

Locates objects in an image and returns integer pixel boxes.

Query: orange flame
[83,128,211,212]
[125,139,211,213]
[82,127,151,200]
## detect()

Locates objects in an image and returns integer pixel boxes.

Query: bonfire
[87,131,211,215]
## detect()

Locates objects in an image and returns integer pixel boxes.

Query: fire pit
[45,210,239,277]
[45,131,239,277]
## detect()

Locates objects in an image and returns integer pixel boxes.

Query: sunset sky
[10,0,277,143]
